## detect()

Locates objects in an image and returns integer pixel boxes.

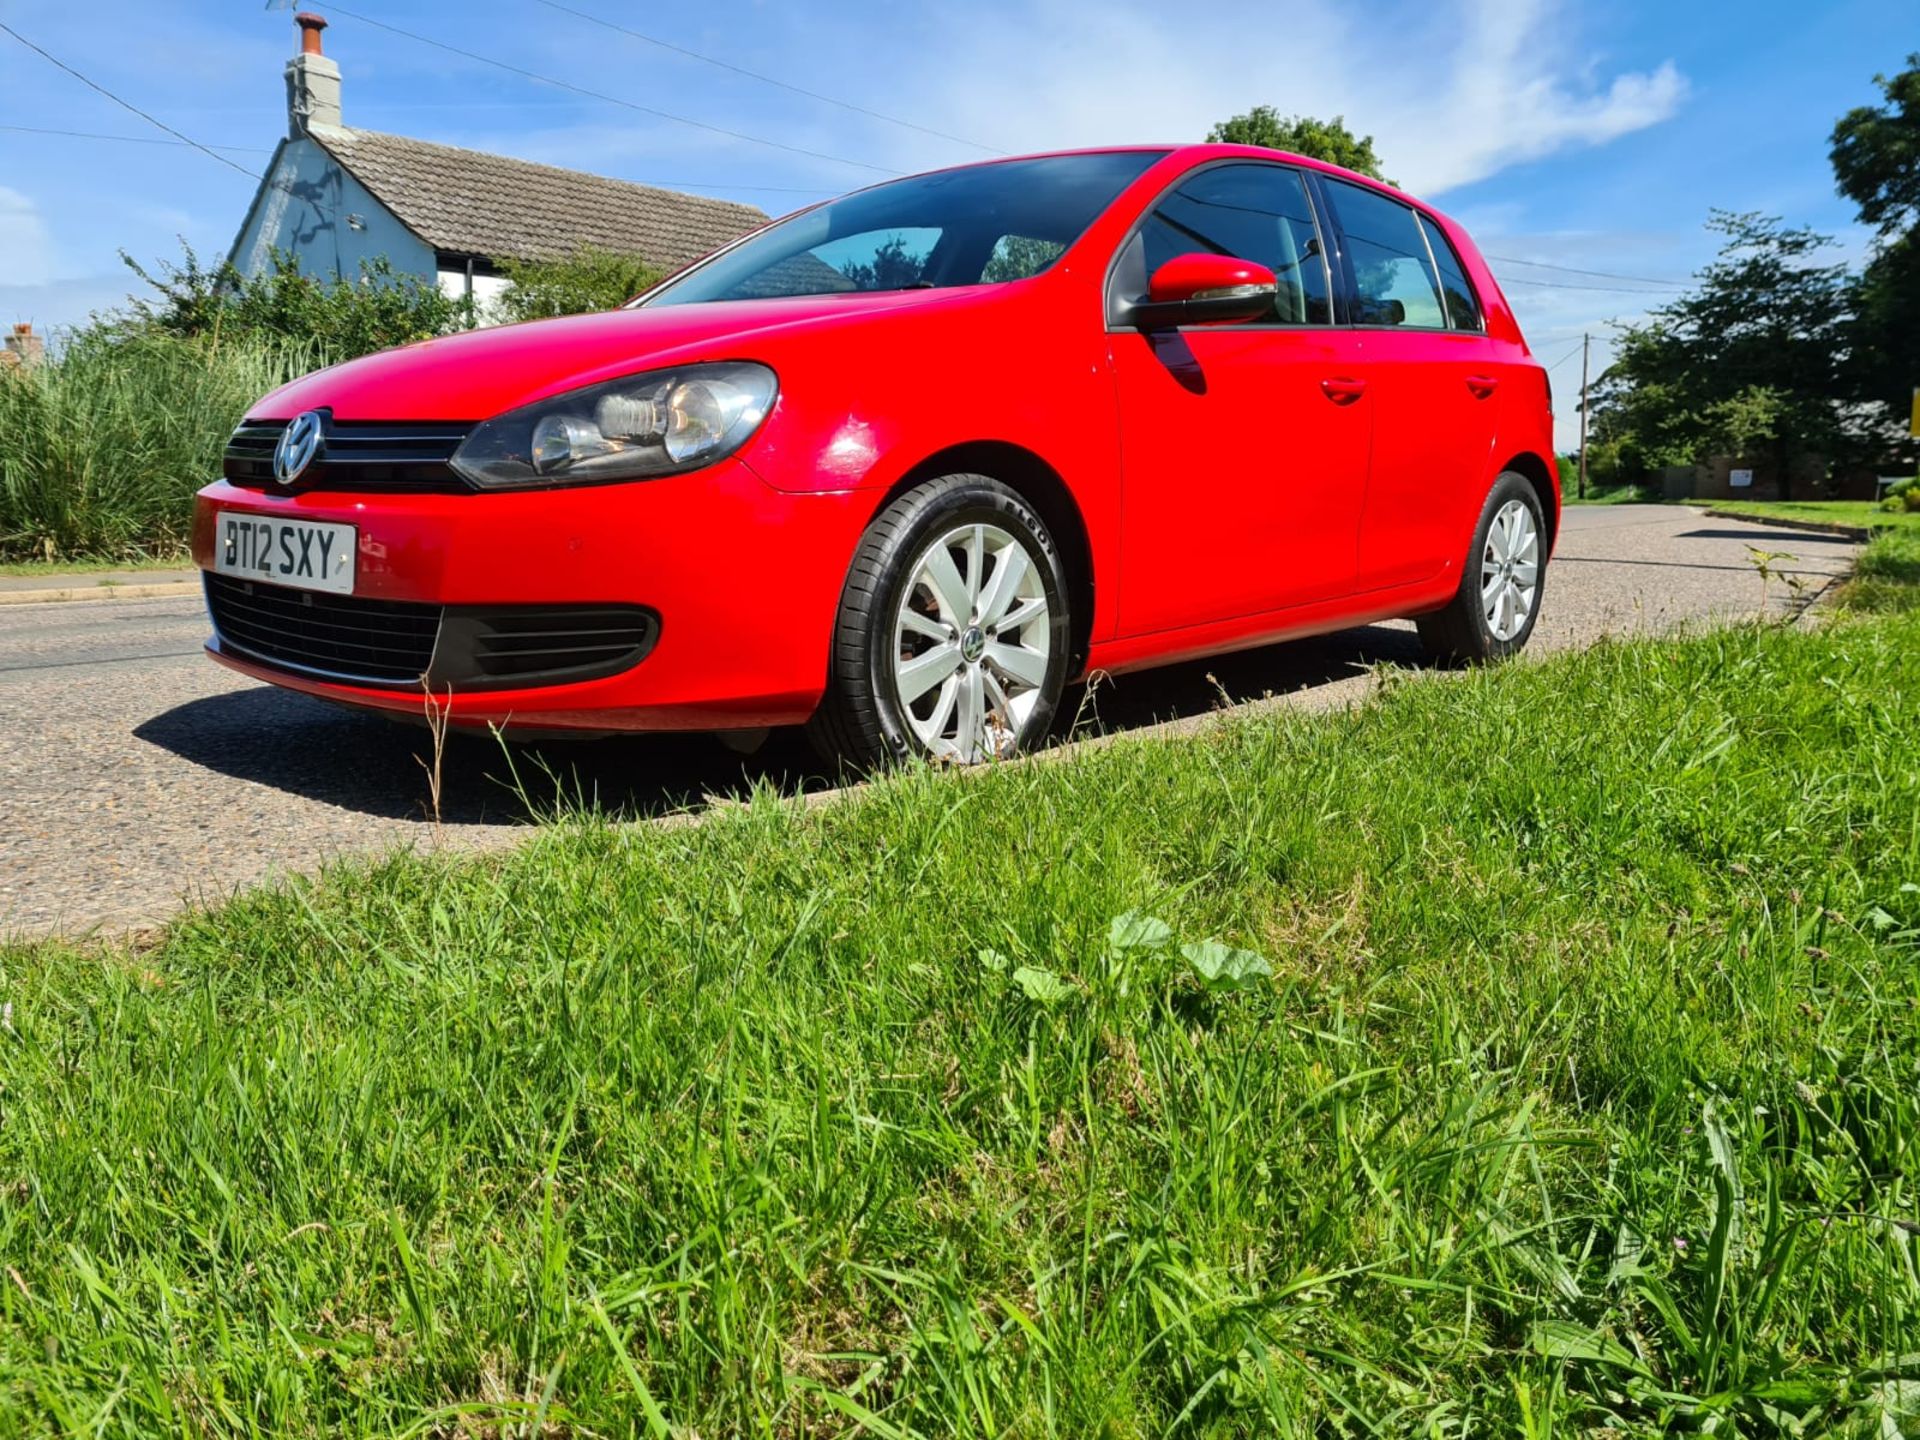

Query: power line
[0,124,838,194]
[533,0,1001,156]
[1542,340,1587,372]
[0,29,1693,294]
[0,21,261,179]
[1498,275,1680,296]
[326,5,901,177]
[1484,253,1688,289]
[0,123,272,154]
[0,25,845,225]
[0,25,685,245]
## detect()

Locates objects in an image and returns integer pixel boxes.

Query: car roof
[866,143,1428,213]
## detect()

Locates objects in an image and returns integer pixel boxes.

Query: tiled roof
[311,127,768,269]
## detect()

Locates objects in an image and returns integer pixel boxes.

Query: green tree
[1207,107,1391,183]
[1830,54,1920,239]
[495,247,665,322]
[1830,54,1920,430]
[837,235,927,291]
[1587,212,1856,494]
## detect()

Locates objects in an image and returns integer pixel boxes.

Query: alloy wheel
[891,521,1051,762]
[1480,499,1540,642]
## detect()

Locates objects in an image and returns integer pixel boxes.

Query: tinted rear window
[1322,178,1446,329]
[1417,214,1484,331]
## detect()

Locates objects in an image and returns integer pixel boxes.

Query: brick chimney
[285,12,342,137]
[3,323,45,369]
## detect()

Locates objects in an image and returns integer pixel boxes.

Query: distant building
[225,12,767,315]
[1,323,45,370]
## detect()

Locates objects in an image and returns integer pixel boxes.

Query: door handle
[1320,377,1368,405]
[1466,374,1500,398]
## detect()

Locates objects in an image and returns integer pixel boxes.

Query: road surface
[0,506,1860,938]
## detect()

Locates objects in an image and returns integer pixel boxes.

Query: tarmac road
[0,505,1861,938]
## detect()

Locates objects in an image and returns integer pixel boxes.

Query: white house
[226,13,768,314]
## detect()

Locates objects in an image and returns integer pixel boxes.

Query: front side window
[1322,178,1446,328]
[982,234,1067,282]
[1417,214,1484,331]
[641,151,1164,306]
[1130,162,1331,324]
[813,228,941,290]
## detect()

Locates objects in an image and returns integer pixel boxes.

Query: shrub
[494,247,666,323]
[114,243,473,357]
[0,334,319,562]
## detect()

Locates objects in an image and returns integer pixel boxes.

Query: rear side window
[1134,162,1331,325]
[1322,178,1445,329]
[1417,214,1484,331]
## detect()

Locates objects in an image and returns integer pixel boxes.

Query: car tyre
[808,474,1072,772]
[1416,471,1547,664]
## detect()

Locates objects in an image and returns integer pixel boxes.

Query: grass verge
[3,611,1918,1435]
[1708,499,1920,534]
[0,556,191,579]
[1838,527,1920,614]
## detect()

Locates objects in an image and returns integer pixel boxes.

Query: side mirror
[1129,253,1278,329]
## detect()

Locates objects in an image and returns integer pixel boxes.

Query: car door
[1107,161,1371,637]
[1316,177,1498,591]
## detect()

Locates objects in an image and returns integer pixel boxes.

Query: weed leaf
[1606,1222,1648,1288]
[976,947,1011,973]
[1012,965,1073,1004]
[1530,1320,1644,1372]
[1108,912,1172,951]
[1181,940,1272,992]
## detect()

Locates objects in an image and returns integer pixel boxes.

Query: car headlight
[450,361,777,489]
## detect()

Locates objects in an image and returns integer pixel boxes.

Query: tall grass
[3,603,1917,1436]
[0,335,316,562]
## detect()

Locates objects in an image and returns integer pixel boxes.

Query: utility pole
[1577,332,1590,501]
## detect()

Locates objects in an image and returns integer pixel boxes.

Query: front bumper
[191,460,869,733]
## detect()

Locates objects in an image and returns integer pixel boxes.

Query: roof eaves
[307,126,439,257]
[222,136,290,274]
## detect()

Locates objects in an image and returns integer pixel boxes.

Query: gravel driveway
[0,505,1860,938]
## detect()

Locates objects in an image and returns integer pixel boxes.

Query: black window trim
[1103,157,1339,334]
[1315,173,1462,336]
[1414,210,1487,335]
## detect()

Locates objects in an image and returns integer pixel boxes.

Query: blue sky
[1,0,1908,448]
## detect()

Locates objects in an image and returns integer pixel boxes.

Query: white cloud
[900,0,1686,196]
[1390,0,1688,192]
[0,187,55,288]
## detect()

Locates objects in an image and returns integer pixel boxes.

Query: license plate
[213,512,356,595]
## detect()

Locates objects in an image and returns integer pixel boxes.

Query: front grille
[206,573,442,685]
[223,417,475,493]
[207,574,660,691]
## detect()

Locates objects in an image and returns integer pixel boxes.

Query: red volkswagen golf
[194,144,1556,768]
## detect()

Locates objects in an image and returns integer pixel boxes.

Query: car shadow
[133,620,1427,827]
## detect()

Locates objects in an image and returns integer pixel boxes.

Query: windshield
[637,151,1167,306]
